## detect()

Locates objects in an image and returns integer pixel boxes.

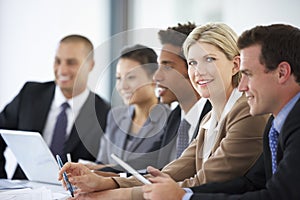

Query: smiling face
[116,58,155,105]
[238,45,279,116]
[154,44,198,105]
[54,41,93,99]
[187,41,239,103]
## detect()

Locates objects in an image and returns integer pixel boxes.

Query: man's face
[54,42,93,98]
[154,44,196,104]
[238,45,278,116]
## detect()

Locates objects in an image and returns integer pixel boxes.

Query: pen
[67,153,72,162]
[56,155,74,197]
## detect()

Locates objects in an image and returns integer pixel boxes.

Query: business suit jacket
[0,81,110,178]
[97,104,170,170]
[114,95,268,197]
[190,98,300,200]
[157,100,212,167]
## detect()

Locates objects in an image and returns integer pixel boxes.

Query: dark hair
[158,22,196,46]
[238,24,300,84]
[60,34,94,60]
[120,44,158,76]
[158,22,196,65]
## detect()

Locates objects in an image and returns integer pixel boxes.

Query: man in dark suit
[155,22,212,167]
[91,23,211,173]
[142,24,300,200]
[0,35,110,179]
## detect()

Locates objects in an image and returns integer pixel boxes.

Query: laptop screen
[0,129,60,185]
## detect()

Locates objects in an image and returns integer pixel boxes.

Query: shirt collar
[273,92,300,133]
[53,86,90,114]
[202,88,242,130]
[182,98,208,128]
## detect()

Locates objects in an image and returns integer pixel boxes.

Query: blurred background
[1,0,300,110]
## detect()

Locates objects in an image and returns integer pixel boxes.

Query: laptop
[0,129,61,185]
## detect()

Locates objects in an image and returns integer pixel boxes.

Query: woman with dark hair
[94,44,170,172]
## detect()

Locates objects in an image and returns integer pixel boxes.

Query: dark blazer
[0,81,110,179]
[190,98,300,200]
[98,104,170,170]
[157,100,212,167]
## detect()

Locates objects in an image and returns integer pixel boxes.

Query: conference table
[0,179,70,200]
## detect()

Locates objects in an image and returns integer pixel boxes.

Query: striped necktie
[176,119,191,158]
[50,102,69,157]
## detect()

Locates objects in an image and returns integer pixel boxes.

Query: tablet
[110,154,151,184]
[0,129,60,185]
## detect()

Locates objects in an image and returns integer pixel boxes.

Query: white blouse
[201,88,242,163]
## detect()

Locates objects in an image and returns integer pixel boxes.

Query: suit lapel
[117,113,132,158]
[125,104,165,154]
[162,105,181,145]
[275,98,300,177]
[126,119,156,153]
[33,82,55,133]
[196,115,209,168]
[64,92,102,156]
[197,112,211,158]
[191,100,212,140]
[124,104,167,155]
[199,101,212,123]
[191,117,201,140]
[115,117,132,157]
[211,116,226,153]
[263,116,274,179]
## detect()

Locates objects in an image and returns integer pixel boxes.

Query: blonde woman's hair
[183,22,240,87]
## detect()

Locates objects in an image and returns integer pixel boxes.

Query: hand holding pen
[58,161,119,194]
[56,155,74,197]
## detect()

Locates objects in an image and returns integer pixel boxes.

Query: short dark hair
[158,22,196,46]
[238,24,300,84]
[60,34,94,60]
[158,22,196,66]
[120,44,158,76]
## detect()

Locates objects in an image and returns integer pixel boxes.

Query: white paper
[0,187,56,200]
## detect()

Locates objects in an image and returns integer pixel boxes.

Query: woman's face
[116,58,155,105]
[187,42,239,102]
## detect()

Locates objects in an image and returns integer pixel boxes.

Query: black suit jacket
[0,81,110,179]
[190,98,300,200]
[157,100,212,168]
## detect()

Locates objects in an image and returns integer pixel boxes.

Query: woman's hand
[84,163,106,171]
[66,188,132,200]
[58,162,118,194]
[142,166,186,200]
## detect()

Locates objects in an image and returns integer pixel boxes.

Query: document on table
[0,186,69,200]
[0,179,28,190]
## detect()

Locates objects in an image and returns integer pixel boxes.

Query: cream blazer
[114,94,269,199]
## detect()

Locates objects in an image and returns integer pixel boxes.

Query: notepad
[110,154,151,184]
[0,129,60,185]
